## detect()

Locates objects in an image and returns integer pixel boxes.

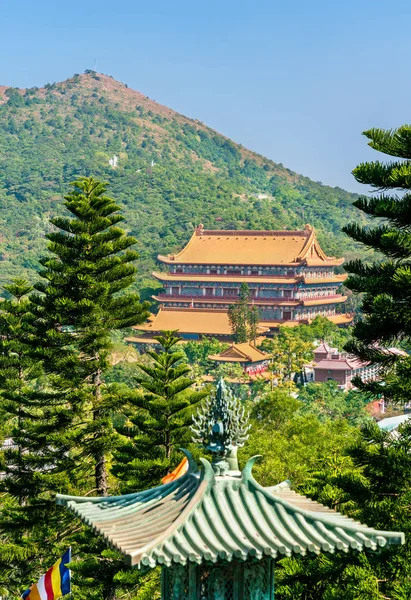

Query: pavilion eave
[56,453,405,569]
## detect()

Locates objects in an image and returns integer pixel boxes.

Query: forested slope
[0,71,365,291]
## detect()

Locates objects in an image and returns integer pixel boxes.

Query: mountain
[0,71,366,295]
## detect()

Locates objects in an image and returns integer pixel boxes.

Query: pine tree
[342,125,411,403]
[29,176,150,496]
[0,180,152,599]
[249,305,260,346]
[113,331,208,492]
[276,421,411,599]
[0,279,76,596]
[17,177,151,600]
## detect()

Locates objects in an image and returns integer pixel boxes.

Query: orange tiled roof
[303,274,347,284]
[158,225,344,267]
[125,335,187,345]
[327,314,354,325]
[133,309,351,337]
[208,342,268,363]
[134,308,269,336]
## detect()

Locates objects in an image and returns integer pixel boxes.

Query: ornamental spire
[191,377,250,475]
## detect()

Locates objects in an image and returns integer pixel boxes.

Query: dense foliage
[113,331,208,491]
[0,71,367,292]
[276,421,411,599]
[343,125,411,403]
[30,176,150,496]
[298,380,370,426]
[260,329,313,387]
[286,315,352,350]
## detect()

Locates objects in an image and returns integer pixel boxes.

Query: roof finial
[191,377,250,475]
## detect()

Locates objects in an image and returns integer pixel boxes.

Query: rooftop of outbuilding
[57,453,404,569]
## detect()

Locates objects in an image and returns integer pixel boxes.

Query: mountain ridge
[0,72,347,186]
[0,71,366,293]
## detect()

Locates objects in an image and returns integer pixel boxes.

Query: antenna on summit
[93,58,97,72]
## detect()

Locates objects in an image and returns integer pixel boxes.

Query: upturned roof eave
[57,453,405,569]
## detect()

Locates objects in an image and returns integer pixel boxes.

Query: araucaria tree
[30,176,150,495]
[113,331,209,491]
[277,421,411,599]
[0,279,74,595]
[228,282,260,343]
[343,126,411,403]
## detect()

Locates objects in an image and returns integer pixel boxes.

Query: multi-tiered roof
[135,225,352,342]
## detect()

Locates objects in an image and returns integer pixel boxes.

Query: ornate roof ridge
[57,450,405,568]
[194,229,312,236]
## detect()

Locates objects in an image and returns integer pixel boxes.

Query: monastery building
[134,224,352,342]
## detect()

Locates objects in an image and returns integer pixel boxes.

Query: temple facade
[136,225,352,341]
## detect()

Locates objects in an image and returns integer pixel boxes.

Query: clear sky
[2,0,411,192]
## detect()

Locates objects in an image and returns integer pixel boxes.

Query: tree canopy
[343,125,411,403]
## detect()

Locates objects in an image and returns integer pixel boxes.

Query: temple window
[223,288,238,297]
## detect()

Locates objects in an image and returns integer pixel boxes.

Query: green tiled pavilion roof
[56,453,404,568]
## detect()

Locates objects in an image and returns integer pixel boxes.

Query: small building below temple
[208,341,269,376]
[313,342,408,390]
[133,224,353,343]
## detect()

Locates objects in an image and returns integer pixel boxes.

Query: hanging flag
[161,457,188,484]
[21,548,71,600]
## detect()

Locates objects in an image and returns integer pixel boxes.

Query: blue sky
[2,0,411,192]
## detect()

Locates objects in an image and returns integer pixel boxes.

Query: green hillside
[0,71,365,293]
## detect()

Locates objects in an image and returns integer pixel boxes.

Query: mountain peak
[0,69,364,290]
[0,71,182,119]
